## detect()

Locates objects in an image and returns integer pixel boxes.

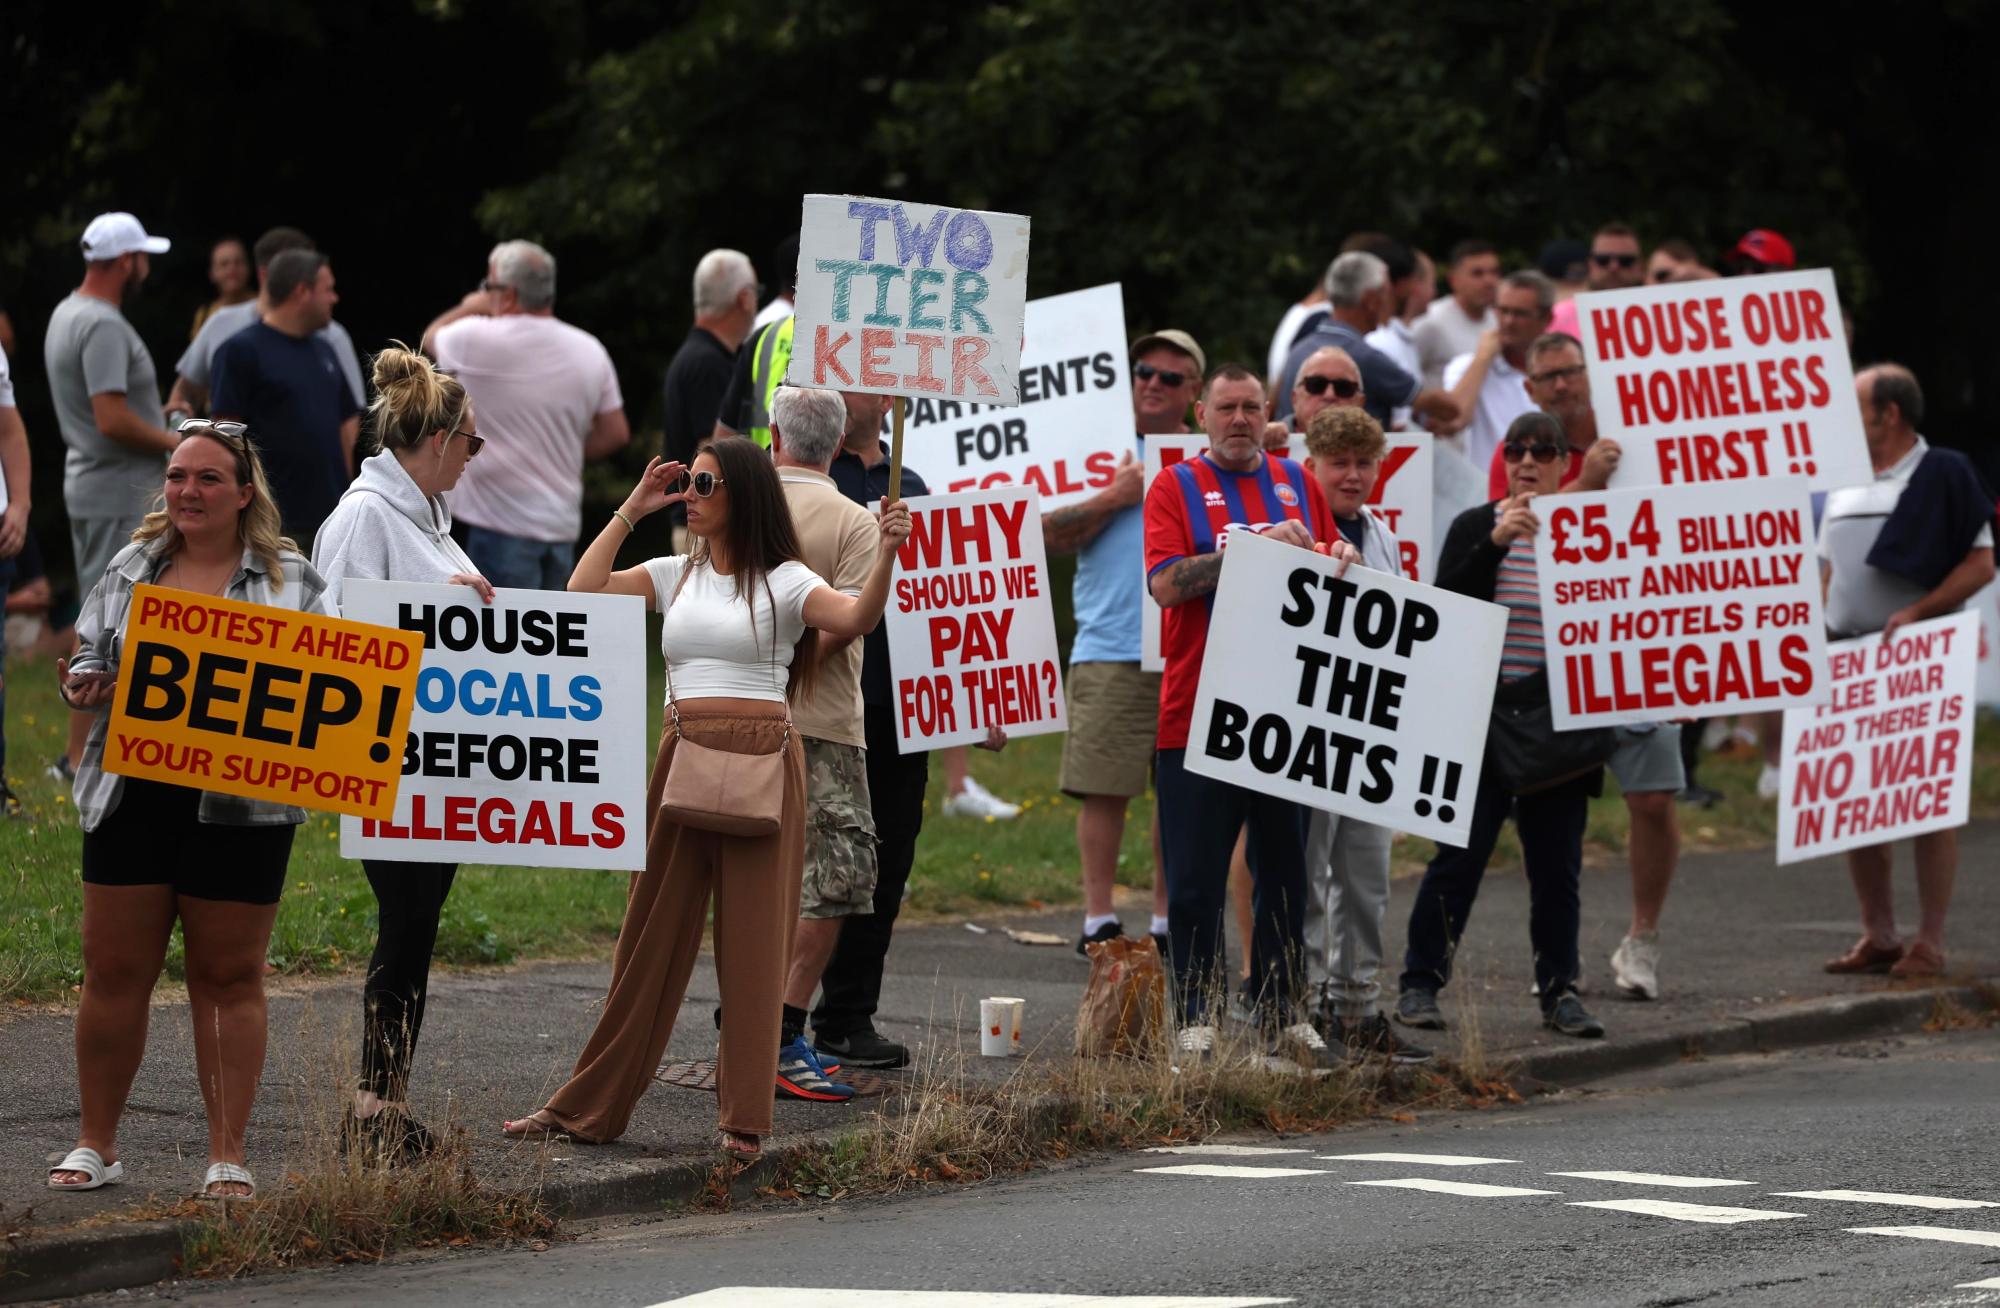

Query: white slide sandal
[199,1161,256,1199]
[48,1146,123,1191]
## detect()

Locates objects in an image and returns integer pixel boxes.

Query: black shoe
[341,1106,438,1162]
[1542,992,1605,1039]
[1347,1012,1435,1065]
[814,1025,910,1070]
[1395,988,1447,1030]
[1076,919,1124,957]
[1150,931,1171,959]
[1677,783,1722,808]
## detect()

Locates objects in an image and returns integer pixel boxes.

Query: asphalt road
[80,1025,2000,1308]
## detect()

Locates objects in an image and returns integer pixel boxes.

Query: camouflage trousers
[800,737,879,918]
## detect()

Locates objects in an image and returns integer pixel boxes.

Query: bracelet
[612,509,636,534]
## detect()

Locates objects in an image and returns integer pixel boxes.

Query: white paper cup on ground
[991,996,1025,1054]
[979,999,1012,1056]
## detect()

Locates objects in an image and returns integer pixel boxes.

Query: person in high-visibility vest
[714,238,798,449]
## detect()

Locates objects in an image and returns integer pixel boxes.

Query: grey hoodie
[312,449,480,612]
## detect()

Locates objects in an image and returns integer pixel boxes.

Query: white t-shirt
[753,295,794,331]
[644,555,825,703]
[434,315,624,544]
[1413,297,1496,390]
[1442,349,1534,472]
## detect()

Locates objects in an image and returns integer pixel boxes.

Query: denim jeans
[1400,767,1591,1012]
[463,526,575,591]
[1155,748,1310,1024]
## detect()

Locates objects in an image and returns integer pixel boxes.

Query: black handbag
[1485,674,1617,796]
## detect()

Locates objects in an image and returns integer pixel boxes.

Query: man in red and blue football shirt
[1144,363,1356,1063]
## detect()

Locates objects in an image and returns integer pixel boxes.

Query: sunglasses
[178,418,248,441]
[1502,443,1566,464]
[449,427,484,457]
[479,279,510,293]
[1529,364,1586,386]
[1298,375,1361,399]
[1133,362,1190,388]
[1591,253,1640,268]
[676,470,727,497]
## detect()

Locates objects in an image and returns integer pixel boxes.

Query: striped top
[1494,536,1545,681]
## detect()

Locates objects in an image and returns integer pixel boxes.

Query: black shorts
[82,778,296,905]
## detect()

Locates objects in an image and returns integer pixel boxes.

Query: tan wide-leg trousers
[541,698,804,1141]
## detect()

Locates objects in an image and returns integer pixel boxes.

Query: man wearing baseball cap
[1043,328,1205,958]
[44,213,179,779]
[1728,229,1797,274]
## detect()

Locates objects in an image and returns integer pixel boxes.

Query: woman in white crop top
[505,435,910,1161]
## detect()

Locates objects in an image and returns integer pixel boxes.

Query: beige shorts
[800,737,879,919]
[1059,661,1162,798]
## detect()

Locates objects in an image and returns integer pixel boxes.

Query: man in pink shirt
[422,240,631,588]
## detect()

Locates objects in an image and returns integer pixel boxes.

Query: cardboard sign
[1576,268,1869,492]
[886,486,1065,752]
[1184,531,1505,844]
[338,584,649,870]
[1535,478,1829,728]
[105,584,420,818]
[1286,430,1434,581]
[914,282,1130,510]
[787,194,1032,405]
[1778,613,1976,863]
[1140,435,1211,674]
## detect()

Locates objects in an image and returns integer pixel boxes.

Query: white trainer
[1611,931,1661,1000]
[942,776,1021,819]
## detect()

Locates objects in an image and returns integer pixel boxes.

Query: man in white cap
[44,213,179,778]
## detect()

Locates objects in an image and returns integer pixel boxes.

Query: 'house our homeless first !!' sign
[787,194,1031,405]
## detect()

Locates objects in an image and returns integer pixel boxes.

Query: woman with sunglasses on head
[48,421,328,1200]
[312,344,493,1161]
[504,436,910,1162]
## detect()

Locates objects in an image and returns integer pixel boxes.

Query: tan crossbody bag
[655,566,791,837]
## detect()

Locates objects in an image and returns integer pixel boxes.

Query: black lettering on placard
[187,652,248,734]
[241,663,304,744]
[123,642,190,721]
[397,603,589,657]
[1277,569,1441,657]
[1206,698,1401,805]
[298,674,361,748]
[409,732,603,784]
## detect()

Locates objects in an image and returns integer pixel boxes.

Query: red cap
[1730,229,1796,271]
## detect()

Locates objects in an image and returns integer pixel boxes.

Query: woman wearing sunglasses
[313,345,493,1161]
[505,435,910,1162]
[49,421,328,1199]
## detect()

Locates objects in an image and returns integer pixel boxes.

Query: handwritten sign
[885,486,1065,752]
[105,584,420,818]
[338,583,649,870]
[1139,435,1211,673]
[1535,477,1829,728]
[1184,530,1505,845]
[1779,613,1976,863]
[913,282,1129,509]
[1576,268,1869,492]
[787,194,1031,405]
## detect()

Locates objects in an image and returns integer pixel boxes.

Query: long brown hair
[132,427,296,589]
[680,436,822,702]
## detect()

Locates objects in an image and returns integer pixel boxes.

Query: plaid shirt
[70,540,331,833]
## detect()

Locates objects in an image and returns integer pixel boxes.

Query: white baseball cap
[80,213,171,261]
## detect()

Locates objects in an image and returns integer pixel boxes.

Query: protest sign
[1778,613,1975,863]
[1139,435,1211,673]
[1575,268,1869,492]
[1535,477,1829,729]
[787,194,1032,406]
[336,584,648,870]
[105,584,420,819]
[1286,430,1434,581]
[914,282,1130,510]
[1183,530,1505,845]
[886,486,1066,752]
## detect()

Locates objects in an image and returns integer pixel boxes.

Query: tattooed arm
[1148,551,1226,608]
[1042,452,1142,554]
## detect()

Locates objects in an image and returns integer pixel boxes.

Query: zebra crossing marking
[1568,1199,1803,1225]
[1549,1171,1756,1189]
[1348,1178,1558,1198]
[1774,1190,2000,1211]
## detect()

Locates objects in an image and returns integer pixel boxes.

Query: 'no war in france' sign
[1185,530,1506,846]
[787,194,1031,406]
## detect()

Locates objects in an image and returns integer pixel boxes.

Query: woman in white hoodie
[313,345,492,1159]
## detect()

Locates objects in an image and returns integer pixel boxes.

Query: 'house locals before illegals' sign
[911,282,1130,510]
[1535,477,1830,729]
[1575,268,1870,492]
[1184,530,1505,846]
[1778,613,1976,864]
[105,584,421,819]
[787,194,1031,406]
[338,583,650,870]
[885,486,1066,752]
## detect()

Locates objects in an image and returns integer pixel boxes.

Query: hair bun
[370,341,431,393]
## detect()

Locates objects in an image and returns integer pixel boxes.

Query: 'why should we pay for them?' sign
[788,194,1031,405]
[886,486,1066,753]
[106,584,421,819]
[1185,530,1506,846]
[338,583,650,870]
[1575,268,1869,492]
[1778,612,1976,864]
[1535,477,1829,729]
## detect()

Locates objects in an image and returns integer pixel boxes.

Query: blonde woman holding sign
[49,422,327,1199]
[505,436,910,1162]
